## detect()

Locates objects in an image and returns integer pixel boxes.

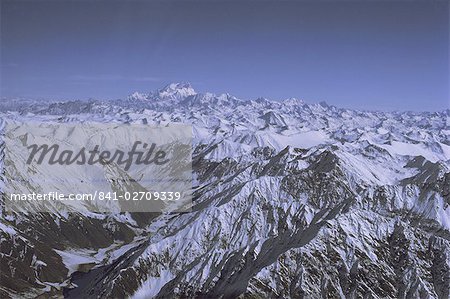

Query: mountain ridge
[2,82,448,114]
[0,83,449,298]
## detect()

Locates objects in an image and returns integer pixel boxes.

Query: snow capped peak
[126,83,196,103]
[158,82,196,98]
[162,82,193,91]
[282,97,305,106]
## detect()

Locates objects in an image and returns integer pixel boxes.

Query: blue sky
[1,0,448,111]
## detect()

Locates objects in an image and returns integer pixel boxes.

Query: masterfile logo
[26,141,170,170]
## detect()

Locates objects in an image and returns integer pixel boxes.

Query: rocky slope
[1,83,449,298]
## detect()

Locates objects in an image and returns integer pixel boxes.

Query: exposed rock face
[1,84,449,298]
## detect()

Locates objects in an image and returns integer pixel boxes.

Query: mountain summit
[127,82,196,102]
[158,82,196,98]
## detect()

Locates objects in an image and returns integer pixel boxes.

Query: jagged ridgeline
[0,83,449,298]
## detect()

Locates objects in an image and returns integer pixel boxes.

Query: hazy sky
[1,0,449,111]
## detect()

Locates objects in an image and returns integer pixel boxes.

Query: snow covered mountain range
[1,83,449,298]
